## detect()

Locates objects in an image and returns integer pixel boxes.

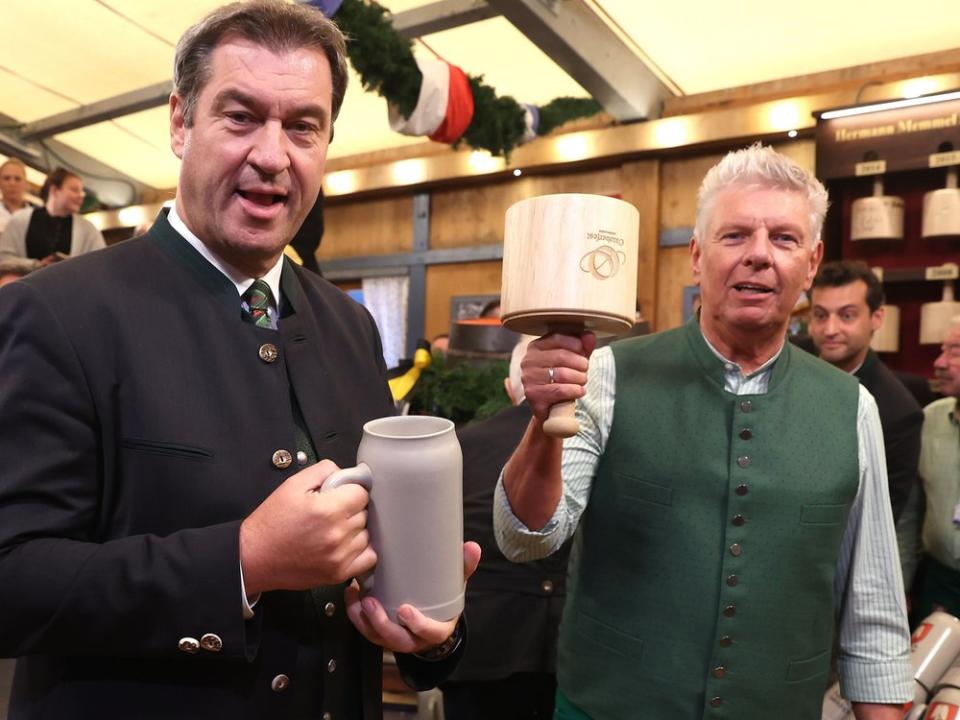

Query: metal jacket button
[259,343,278,363]
[200,633,222,652]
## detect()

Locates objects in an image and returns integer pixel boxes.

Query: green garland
[334,0,603,158]
[409,354,512,426]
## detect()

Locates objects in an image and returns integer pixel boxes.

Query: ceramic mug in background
[323,415,464,623]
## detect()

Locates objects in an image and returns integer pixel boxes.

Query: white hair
[508,335,535,403]
[694,142,829,246]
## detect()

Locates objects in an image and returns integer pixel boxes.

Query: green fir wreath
[334,0,603,158]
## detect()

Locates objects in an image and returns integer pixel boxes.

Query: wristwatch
[413,619,463,662]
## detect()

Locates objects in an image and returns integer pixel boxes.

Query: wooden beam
[664,48,960,117]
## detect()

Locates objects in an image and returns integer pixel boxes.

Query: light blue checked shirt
[494,341,913,704]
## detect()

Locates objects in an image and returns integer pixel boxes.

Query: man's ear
[871,304,886,334]
[803,240,824,290]
[170,93,186,160]
[689,236,702,284]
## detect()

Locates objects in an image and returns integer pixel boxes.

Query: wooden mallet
[501,193,639,437]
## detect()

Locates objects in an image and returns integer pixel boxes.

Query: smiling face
[47,175,85,216]
[170,38,332,277]
[691,184,822,350]
[809,280,883,372]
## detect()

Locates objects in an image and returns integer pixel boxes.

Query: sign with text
[816,97,960,179]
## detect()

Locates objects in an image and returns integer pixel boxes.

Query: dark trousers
[913,556,960,626]
[442,673,556,720]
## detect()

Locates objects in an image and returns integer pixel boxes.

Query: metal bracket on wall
[659,227,694,247]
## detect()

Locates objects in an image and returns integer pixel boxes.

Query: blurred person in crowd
[0,257,34,288]
[0,158,31,233]
[431,332,450,355]
[0,3,476,718]
[808,259,922,521]
[901,317,960,621]
[0,167,105,266]
[496,144,911,720]
[441,336,571,720]
[480,298,501,318]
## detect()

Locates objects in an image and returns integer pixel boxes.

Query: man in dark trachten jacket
[0,3,477,718]
[808,259,923,521]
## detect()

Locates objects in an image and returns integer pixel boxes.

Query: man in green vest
[494,144,912,720]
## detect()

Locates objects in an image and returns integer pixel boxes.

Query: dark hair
[480,298,501,318]
[173,0,349,132]
[40,167,81,202]
[811,260,885,312]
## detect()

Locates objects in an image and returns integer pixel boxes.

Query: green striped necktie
[242,279,273,329]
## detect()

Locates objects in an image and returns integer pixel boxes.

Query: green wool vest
[556,319,860,720]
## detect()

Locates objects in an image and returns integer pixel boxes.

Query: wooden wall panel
[429,168,623,249]
[620,159,660,327]
[318,195,414,260]
[424,261,503,340]
[656,246,693,332]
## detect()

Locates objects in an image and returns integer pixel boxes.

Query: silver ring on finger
[548,367,555,384]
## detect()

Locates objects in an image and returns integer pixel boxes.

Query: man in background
[442,336,570,720]
[0,159,31,233]
[808,259,922,520]
[903,317,960,620]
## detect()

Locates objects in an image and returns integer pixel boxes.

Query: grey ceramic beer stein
[323,415,464,623]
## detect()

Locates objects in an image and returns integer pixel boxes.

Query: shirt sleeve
[493,345,616,562]
[835,385,913,703]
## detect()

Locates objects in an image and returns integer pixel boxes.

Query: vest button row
[723,604,736,617]
[739,427,752,440]
[732,514,745,526]
[737,455,751,469]
[712,665,726,679]
[259,343,279,363]
[726,575,738,587]
[729,543,742,557]
[735,484,748,496]
[272,450,293,469]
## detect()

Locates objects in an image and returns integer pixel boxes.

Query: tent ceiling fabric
[3,0,960,197]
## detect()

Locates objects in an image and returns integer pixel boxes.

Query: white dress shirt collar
[167,202,283,306]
